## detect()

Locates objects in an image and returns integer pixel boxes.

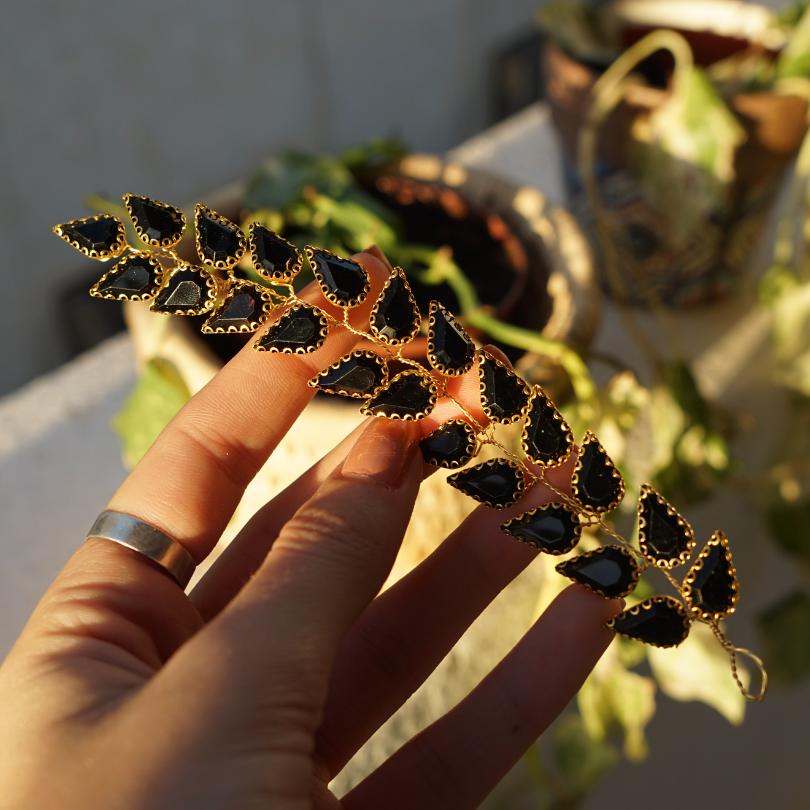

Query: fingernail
[363,243,395,272]
[481,343,513,368]
[341,418,417,488]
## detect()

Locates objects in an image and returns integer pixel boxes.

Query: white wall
[0,0,539,394]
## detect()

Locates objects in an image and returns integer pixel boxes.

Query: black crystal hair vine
[55,195,768,702]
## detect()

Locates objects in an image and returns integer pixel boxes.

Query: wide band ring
[86,510,196,589]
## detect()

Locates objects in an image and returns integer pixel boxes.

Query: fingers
[189,347,494,621]
[343,587,622,810]
[172,418,424,712]
[314,455,576,775]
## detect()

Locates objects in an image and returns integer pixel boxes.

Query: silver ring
[86,510,196,589]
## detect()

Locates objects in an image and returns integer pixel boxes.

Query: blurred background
[2,1,810,809]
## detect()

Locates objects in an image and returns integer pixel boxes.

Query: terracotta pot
[543,2,808,307]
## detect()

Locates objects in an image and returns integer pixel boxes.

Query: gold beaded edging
[637,483,697,568]
[149,263,218,316]
[520,385,575,468]
[248,222,303,283]
[682,529,740,621]
[53,214,127,261]
[571,430,625,513]
[606,595,692,648]
[307,349,389,399]
[123,193,186,249]
[476,348,531,425]
[88,252,164,302]
[368,266,421,346]
[427,300,476,377]
[194,203,246,271]
[500,500,582,554]
[446,457,526,509]
[201,280,275,334]
[306,245,371,308]
[360,369,438,421]
[254,302,329,354]
[420,418,477,469]
[555,544,641,599]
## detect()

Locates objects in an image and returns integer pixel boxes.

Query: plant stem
[415,249,599,412]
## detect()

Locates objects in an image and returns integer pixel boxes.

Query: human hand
[0,248,621,810]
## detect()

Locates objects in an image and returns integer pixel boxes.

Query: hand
[0,248,621,810]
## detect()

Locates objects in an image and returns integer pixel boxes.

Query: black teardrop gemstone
[151,265,214,314]
[91,253,162,300]
[608,596,691,648]
[256,304,328,354]
[420,419,476,468]
[478,352,530,423]
[572,433,624,513]
[556,545,640,599]
[428,301,475,376]
[307,247,369,307]
[447,458,525,509]
[361,371,437,420]
[370,268,420,344]
[203,283,270,333]
[683,531,738,619]
[638,485,695,567]
[521,387,573,466]
[195,205,245,268]
[54,215,125,259]
[125,194,185,246]
[249,224,301,282]
[311,351,387,398]
[501,503,581,554]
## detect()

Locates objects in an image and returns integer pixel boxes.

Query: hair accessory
[54,194,768,703]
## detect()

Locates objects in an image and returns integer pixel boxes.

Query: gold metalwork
[53,214,127,261]
[307,349,389,399]
[571,430,625,513]
[368,266,421,346]
[555,544,641,598]
[123,193,186,249]
[500,501,582,554]
[637,483,696,568]
[306,245,371,308]
[201,280,275,334]
[682,529,740,621]
[446,457,526,509]
[427,300,475,376]
[420,418,477,469]
[248,222,303,283]
[476,348,531,425]
[150,263,217,316]
[58,192,769,704]
[607,595,691,648]
[194,203,246,271]
[89,252,164,302]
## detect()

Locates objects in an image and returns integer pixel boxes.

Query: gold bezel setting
[637,483,696,568]
[89,251,164,301]
[419,418,477,468]
[123,193,186,248]
[201,280,274,334]
[360,369,438,421]
[306,245,371,308]
[368,266,421,346]
[606,595,692,648]
[150,263,217,316]
[254,302,329,355]
[427,300,476,377]
[446,457,526,509]
[555,544,641,599]
[476,348,531,425]
[521,385,574,468]
[53,214,127,261]
[682,530,740,621]
[307,349,389,399]
[194,203,247,271]
[500,501,583,554]
[571,430,625,514]
[248,222,303,284]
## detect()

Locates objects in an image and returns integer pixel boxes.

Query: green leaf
[340,137,407,170]
[578,655,656,760]
[112,358,190,469]
[758,590,810,683]
[630,67,746,242]
[778,6,810,79]
[551,714,619,797]
[648,621,747,725]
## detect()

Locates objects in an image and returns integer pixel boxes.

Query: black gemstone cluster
[55,194,755,683]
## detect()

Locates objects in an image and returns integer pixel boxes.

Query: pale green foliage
[648,622,747,725]
[112,358,190,468]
